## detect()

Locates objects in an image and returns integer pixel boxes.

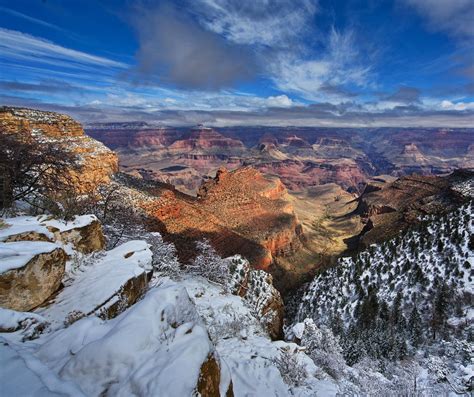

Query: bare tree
[0,131,79,210]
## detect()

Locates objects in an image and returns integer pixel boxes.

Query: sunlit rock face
[0,107,118,193]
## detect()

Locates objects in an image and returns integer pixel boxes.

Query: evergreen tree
[330,311,345,337]
[430,282,450,340]
[408,305,423,349]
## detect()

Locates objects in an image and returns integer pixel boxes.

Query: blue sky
[0,0,473,126]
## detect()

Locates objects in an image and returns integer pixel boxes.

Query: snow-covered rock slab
[36,240,153,327]
[35,283,217,396]
[0,340,85,397]
[0,307,46,332]
[0,242,66,311]
[0,214,105,253]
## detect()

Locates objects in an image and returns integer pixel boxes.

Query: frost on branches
[299,319,346,381]
[147,232,181,279]
[187,239,230,286]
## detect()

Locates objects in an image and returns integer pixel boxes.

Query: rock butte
[142,166,305,274]
[0,106,118,193]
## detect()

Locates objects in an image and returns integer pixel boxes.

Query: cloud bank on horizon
[0,0,473,127]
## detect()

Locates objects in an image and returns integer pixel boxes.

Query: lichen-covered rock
[0,242,66,311]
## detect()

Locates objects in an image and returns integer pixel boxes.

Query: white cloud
[265,95,294,107]
[440,100,474,111]
[191,0,318,47]
[403,0,474,38]
[269,29,371,101]
[0,28,127,69]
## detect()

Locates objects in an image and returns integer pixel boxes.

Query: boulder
[36,240,153,328]
[0,242,66,311]
[1,215,105,254]
[50,218,105,253]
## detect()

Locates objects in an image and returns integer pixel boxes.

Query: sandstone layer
[0,243,66,311]
[0,107,118,193]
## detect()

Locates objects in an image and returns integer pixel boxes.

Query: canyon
[87,124,473,195]
[3,108,473,293]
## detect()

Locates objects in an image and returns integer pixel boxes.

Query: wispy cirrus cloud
[269,29,372,102]
[0,28,127,69]
[0,7,64,32]
[0,79,78,93]
[190,0,318,47]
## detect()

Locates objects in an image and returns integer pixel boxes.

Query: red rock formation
[0,107,118,192]
[142,167,304,271]
[130,128,178,148]
[255,159,368,192]
[169,126,245,151]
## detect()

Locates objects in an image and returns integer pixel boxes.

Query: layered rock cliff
[140,167,305,275]
[351,170,473,248]
[0,107,118,192]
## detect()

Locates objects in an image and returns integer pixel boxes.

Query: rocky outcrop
[0,242,66,311]
[0,215,108,313]
[139,167,304,290]
[36,240,153,327]
[0,107,118,193]
[352,171,473,248]
[197,354,221,397]
[1,215,106,254]
[227,255,284,339]
[0,107,83,137]
[195,167,304,267]
[50,218,105,253]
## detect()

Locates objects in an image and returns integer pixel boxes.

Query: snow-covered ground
[0,212,342,396]
[0,214,99,242]
[2,199,472,396]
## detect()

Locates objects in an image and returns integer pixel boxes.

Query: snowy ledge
[0,215,99,242]
[0,241,60,274]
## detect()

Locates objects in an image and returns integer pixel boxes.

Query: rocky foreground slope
[0,211,340,396]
